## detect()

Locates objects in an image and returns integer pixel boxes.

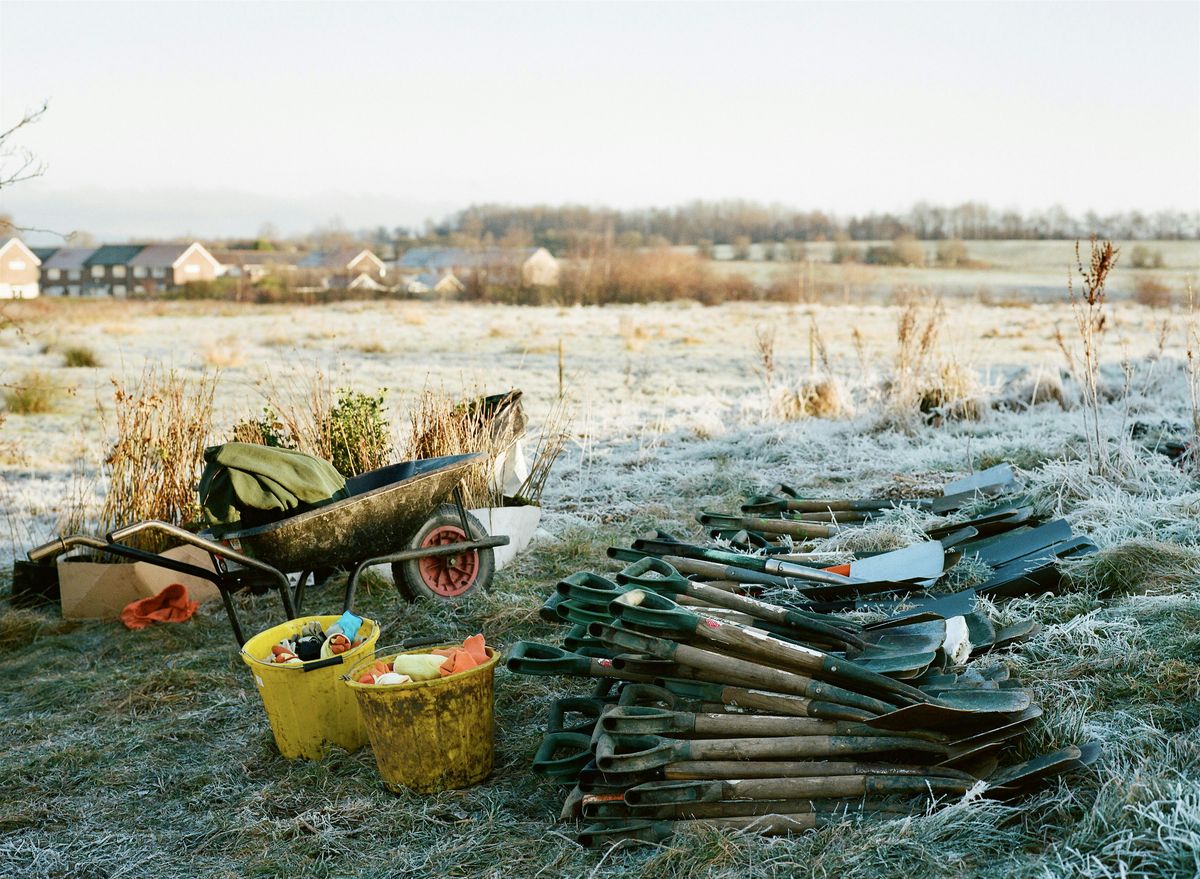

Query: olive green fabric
[199,442,348,534]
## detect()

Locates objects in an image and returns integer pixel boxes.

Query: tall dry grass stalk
[753,325,777,399]
[1186,279,1199,472]
[252,369,336,460]
[1055,238,1119,472]
[514,398,573,505]
[99,367,217,544]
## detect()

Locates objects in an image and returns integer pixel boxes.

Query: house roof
[128,243,190,268]
[32,247,60,262]
[298,247,382,270]
[41,247,98,270]
[211,250,298,267]
[85,245,145,267]
[396,246,545,271]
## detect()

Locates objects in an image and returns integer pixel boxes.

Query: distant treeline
[422,201,1198,252]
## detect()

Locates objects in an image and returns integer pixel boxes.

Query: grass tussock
[774,377,850,420]
[0,608,77,653]
[201,339,245,368]
[1061,539,1200,597]
[60,345,100,368]
[2,370,64,415]
[99,367,217,538]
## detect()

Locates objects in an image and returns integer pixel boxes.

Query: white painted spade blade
[942,463,1017,496]
[850,540,945,587]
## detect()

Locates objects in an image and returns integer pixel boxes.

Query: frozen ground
[1,297,1198,878]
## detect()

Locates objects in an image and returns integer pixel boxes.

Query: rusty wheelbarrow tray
[27,453,509,646]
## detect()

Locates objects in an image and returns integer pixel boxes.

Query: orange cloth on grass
[432,634,488,677]
[120,583,200,630]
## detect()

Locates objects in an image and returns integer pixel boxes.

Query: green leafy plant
[321,388,392,476]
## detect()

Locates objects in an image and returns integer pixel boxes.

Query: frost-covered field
[1,298,1198,878]
[0,297,1190,559]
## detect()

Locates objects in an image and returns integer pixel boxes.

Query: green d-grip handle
[608,589,698,634]
[532,731,592,778]
[594,732,683,773]
[547,697,606,735]
[556,599,618,627]
[506,641,592,676]
[599,705,680,735]
[556,572,630,607]
[539,591,566,624]
[615,557,691,595]
[741,495,790,515]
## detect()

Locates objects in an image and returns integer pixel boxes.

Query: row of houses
[0,236,560,299]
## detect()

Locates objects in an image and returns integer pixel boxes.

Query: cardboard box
[58,544,223,620]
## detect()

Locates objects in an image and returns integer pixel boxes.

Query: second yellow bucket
[345,644,501,793]
[240,614,379,760]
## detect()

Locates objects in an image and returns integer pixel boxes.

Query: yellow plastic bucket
[240,614,379,760]
[345,644,501,793]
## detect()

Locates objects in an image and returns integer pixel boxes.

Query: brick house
[0,237,42,299]
[396,246,559,287]
[298,247,387,282]
[38,247,98,296]
[211,250,299,282]
[82,245,144,296]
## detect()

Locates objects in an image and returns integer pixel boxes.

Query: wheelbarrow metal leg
[452,485,474,537]
[216,581,246,646]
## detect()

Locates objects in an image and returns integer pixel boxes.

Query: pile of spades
[509,463,1102,847]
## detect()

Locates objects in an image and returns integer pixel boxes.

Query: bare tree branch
[0,100,50,192]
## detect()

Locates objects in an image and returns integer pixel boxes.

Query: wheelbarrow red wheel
[393,504,495,602]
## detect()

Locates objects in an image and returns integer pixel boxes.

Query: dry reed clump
[98,367,217,540]
[876,296,986,429]
[404,388,571,508]
[200,338,245,368]
[774,377,849,420]
[763,316,851,421]
[513,398,572,506]
[405,388,523,507]
[996,366,1073,411]
[915,361,989,423]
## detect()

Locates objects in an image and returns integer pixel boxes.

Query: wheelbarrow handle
[107,519,296,632]
[27,536,81,564]
[110,520,270,574]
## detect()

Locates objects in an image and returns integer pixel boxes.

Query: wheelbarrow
[25,453,509,645]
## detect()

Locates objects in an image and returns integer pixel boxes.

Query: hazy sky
[1,1,1198,241]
